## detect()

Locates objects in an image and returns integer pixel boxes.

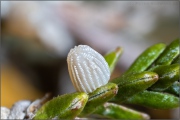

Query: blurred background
[1,1,179,119]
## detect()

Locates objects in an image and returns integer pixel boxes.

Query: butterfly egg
[67,45,110,93]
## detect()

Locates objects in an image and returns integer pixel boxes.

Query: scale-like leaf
[126,90,179,109]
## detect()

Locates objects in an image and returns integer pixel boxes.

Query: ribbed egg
[67,45,110,93]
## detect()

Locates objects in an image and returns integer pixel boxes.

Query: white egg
[67,45,110,93]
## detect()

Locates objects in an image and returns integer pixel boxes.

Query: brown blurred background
[1,1,179,119]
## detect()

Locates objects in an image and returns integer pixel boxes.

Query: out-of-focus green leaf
[126,90,179,109]
[155,38,179,65]
[172,54,179,64]
[111,72,158,102]
[34,92,88,119]
[125,43,166,74]
[164,81,180,96]
[79,83,118,117]
[93,102,150,119]
[104,47,123,73]
[149,64,179,91]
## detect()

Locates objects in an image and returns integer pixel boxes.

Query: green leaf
[125,43,166,74]
[93,102,150,119]
[111,71,158,102]
[126,90,179,109]
[149,64,179,91]
[111,71,158,85]
[104,47,123,73]
[79,83,118,117]
[155,38,179,65]
[172,54,180,64]
[34,92,88,119]
[164,81,180,96]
